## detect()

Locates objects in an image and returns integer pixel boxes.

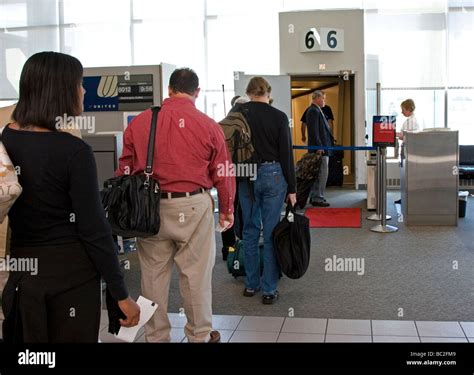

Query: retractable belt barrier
[293,146,376,151]
[293,144,398,234]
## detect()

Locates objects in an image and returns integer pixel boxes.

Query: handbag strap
[144,106,161,181]
[285,203,296,217]
[0,125,6,140]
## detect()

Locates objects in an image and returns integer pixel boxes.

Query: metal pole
[367,82,390,221]
[371,147,398,233]
[222,84,227,116]
[380,147,387,227]
[367,148,382,220]
[376,82,381,116]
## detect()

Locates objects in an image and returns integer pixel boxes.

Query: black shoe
[243,287,257,297]
[208,330,221,343]
[394,199,402,204]
[311,200,330,207]
[262,291,279,304]
[222,247,229,261]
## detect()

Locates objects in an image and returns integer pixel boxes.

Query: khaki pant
[137,192,216,343]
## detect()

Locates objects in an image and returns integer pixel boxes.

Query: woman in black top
[1,52,140,342]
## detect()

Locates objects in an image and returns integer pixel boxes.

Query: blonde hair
[401,99,415,112]
[245,77,271,97]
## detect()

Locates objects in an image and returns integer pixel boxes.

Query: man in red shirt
[116,68,235,343]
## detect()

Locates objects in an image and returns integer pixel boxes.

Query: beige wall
[279,10,366,188]
[324,87,338,136]
[0,104,15,127]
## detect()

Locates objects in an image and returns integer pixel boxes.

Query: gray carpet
[121,189,474,322]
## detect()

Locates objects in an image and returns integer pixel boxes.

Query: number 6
[327,30,337,48]
[305,31,315,50]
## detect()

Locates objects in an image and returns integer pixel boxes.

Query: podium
[400,130,459,226]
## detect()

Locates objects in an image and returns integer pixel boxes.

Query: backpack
[226,239,263,278]
[219,106,256,165]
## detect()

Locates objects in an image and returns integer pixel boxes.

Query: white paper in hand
[116,296,158,343]
[215,220,230,233]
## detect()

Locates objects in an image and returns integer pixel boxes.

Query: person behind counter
[397,99,420,141]
[395,99,421,205]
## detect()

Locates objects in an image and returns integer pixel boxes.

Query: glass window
[448,89,474,144]
[133,19,204,72]
[0,0,59,28]
[133,0,203,19]
[0,29,59,99]
[63,23,131,67]
[365,12,447,88]
[204,6,279,119]
[381,89,445,130]
[447,8,474,143]
[0,1,28,28]
[63,0,130,24]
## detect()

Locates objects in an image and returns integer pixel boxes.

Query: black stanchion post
[367,147,382,221]
[371,146,398,233]
[367,147,391,221]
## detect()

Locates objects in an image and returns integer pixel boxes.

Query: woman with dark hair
[1,51,140,343]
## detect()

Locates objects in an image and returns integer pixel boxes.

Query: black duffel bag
[101,106,161,238]
[272,204,311,279]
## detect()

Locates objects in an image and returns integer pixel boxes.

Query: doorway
[291,74,355,187]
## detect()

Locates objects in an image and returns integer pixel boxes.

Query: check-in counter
[400,130,459,226]
[82,132,123,190]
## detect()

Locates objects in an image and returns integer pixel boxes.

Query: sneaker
[243,287,257,297]
[208,330,221,343]
[311,200,330,207]
[262,291,279,305]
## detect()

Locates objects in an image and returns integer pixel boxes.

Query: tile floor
[95,311,474,343]
[1,310,471,343]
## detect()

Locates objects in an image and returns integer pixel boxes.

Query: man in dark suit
[305,90,334,207]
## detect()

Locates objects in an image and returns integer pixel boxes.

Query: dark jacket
[306,104,334,156]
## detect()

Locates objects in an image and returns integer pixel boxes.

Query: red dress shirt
[116,96,235,214]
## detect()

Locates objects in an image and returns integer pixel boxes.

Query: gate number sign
[301,27,344,52]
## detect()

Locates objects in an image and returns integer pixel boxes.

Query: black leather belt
[160,188,205,199]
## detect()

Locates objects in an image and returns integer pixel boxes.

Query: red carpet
[304,208,361,228]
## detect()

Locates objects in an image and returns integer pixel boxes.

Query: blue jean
[238,162,287,295]
[311,155,329,202]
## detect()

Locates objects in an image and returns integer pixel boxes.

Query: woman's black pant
[2,241,101,343]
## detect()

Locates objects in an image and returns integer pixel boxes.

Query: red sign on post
[372,116,396,147]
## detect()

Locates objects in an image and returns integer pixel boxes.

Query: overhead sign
[83,74,153,112]
[301,27,344,53]
[372,116,396,147]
